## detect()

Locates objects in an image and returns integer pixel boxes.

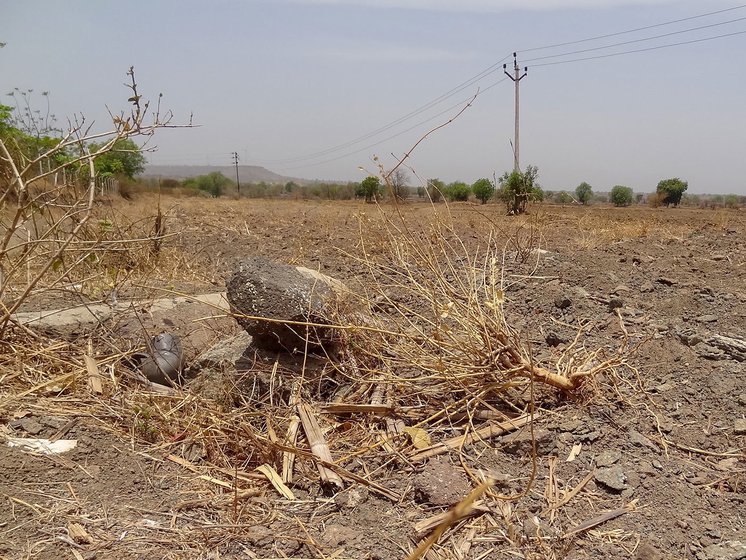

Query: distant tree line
[130,169,744,210]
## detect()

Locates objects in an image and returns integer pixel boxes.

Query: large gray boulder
[226,257,344,352]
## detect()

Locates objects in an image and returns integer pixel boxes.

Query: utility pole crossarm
[503,52,528,173]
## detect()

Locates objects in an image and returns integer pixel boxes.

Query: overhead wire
[520,3,746,52]
[522,14,746,62]
[530,29,746,67]
[262,53,513,164]
[278,77,511,172]
[260,4,746,169]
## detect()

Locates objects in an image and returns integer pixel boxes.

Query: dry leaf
[566,443,582,462]
[403,427,431,449]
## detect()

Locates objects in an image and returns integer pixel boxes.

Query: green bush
[445,181,470,202]
[471,178,495,204]
[610,185,634,207]
[575,182,593,205]
[656,177,688,207]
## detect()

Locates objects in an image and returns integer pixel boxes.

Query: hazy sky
[2,0,745,194]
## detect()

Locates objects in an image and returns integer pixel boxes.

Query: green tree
[356,176,381,203]
[183,171,233,197]
[471,178,495,204]
[610,185,634,207]
[498,164,540,214]
[89,138,146,178]
[445,181,470,202]
[656,177,688,207]
[575,182,593,205]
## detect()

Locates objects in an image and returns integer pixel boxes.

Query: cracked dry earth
[1,198,744,560]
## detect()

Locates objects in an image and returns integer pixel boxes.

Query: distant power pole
[504,53,528,173]
[231,152,241,196]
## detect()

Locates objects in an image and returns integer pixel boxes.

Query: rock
[696,541,746,560]
[9,417,44,435]
[608,298,624,312]
[502,428,555,455]
[414,457,472,507]
[696,315,719,324]
[554,297,572,309]
[319,524,362,548]
[656,277,677,286]
[226,257,344,352]
[594,465,628,491]
[629,429,658,450]
[595,450,621,467]
[187,331,253,376]
[333,487,369,510]
[640,282,655,293]
[635,542,663,560]
[546,331,567,347]
[734,419,746,435]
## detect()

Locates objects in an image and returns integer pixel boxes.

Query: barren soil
[1,197,744,560]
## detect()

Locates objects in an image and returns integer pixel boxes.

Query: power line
[520,3,746,52]
[531,29,746,68]
[264,5,746,168]
[277,77,510,172]
[263,53,513,165]
[522,15,746,63]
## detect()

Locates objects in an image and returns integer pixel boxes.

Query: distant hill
[143,165,309,185]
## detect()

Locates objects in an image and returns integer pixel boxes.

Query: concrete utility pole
[232,152,241,196]
[504,53,527,173]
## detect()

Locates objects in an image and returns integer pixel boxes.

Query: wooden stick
[297,402,344,491]
[409,413,535,462]
[282,385,301,483]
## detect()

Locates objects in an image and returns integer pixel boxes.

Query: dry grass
[4,196,711,559]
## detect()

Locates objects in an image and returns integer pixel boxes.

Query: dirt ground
[1,196,744,560]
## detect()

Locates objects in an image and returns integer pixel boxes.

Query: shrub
[656,177,688,207]
[610,185,634,207]
[471,178,495,204]
[575,182,593,205]
[445,181,470,202]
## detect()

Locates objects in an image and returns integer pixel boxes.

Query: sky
[2,0,746,194]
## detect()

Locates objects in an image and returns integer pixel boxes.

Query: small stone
[656,277,677,286]
[696,541,746,560]
[738,394,746,406]
[595,450,621,467]
[502,428,555,455]
[580,430,602,443]
[594,465,628,491]
[629,429,658,450]
[414,458,472,507]
[734,419,746,435]
[696,315,719,323]
[652,459,663,470]
[554,297,572,309]
[9,417,44,435]
[608,298,624,312]
[640,281,655,293]
[635,542,663,560]
[546,331,567,347]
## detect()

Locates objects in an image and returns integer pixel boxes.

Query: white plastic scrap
[7,437,77,454]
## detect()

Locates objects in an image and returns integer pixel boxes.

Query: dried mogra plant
[335,209,624,409]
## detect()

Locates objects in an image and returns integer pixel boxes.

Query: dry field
[1,195,744,560]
